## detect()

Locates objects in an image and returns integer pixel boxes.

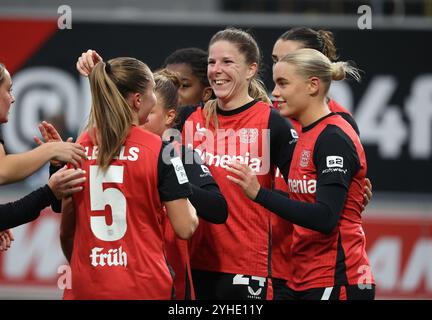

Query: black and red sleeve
[182,146,228,224]
[173,104,200,132]
[268,108,298,181]
[254,124,359,234]
[157,141,192,202]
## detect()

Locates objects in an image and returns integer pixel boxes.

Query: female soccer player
[0,63,86,238]
[271,27,359,134]
[176,28,297,300]
[269,27,372,299]
[77,48,214,134]
[142,69,227,299]
[77,48,213,108]
[72,61,227,298]
[164,48,213,107]
[228,48,375,300]
[61,57,198,299]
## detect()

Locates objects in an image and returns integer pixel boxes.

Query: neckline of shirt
[302,112,336,133]
[216,99,258,116]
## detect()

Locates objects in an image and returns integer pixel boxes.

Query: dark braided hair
[278,27,338,62]
[164,47,209,87]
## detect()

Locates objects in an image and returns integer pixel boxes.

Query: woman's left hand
[226,161,261,200]
[0,229,14,251]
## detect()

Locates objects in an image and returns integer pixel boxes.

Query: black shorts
[276,282,375,300]
[272,277,291,300]
[192,269,272,300]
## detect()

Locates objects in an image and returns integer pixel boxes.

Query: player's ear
[246,62,258,81]
[128,92,142,111]
[201,87,213,103]
[308,76,320,96]
[165,108,176,127]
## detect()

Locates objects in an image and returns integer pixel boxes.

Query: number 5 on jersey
[89,165,127,241]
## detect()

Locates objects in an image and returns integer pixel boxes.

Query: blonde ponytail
[249,78,271,104]
[331,61,361,82]
[88,62,133,171]
[280,48,361,94]
[87,57,153,172]
[203,99,219,129]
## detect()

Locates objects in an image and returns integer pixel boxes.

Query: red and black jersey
[180,100,297,278]
[286,113,374,291]
[273,98,358,135]
[64,126,192,300]
[270,99,358,281]
[270,201,293,281]
[327,99,359,135]
[328,99,353,115]
[162,143,217,300]
[162,212,195,300]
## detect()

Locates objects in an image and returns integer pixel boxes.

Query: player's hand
[34,121,75,166]
[362,178,373,211]
[35,121,64,144]
[46,142,86,169]
[76,49,103,77]
[226,160,261,200]
[48,166,86,199]
[0,229,14,251]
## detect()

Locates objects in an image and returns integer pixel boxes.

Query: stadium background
[0,0,431,299]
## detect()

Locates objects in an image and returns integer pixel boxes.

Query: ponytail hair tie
[105,62,111,73]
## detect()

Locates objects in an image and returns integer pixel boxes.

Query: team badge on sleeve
[171,157,189,184]
[326,156,344,168]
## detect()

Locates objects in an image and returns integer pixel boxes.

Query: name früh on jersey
[90,246,128,267]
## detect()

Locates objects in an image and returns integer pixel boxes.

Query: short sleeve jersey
[287,113,374,291]
[271,99,358,281]
[162,144,216,300]
[64,126,191,300]
[181,101,296,278]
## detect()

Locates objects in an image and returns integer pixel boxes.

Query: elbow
[211,200,228,224]
[320,220,339,235]
[59,229,73,244]
[0,171,9,185]
[198,195,229,224]
[59,228,74,261]
[320,226,335,235]
[315,203,340,235]
[59,239,72,263]
[59,219,75,243]
[177,203,199,240]
[177,215,199,240]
